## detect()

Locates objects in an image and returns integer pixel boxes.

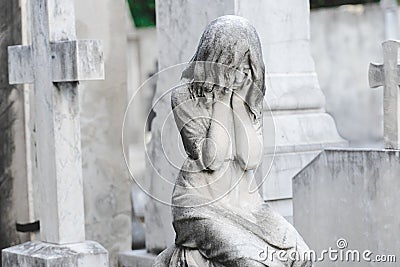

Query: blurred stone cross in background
[2,0,108,266]
[369,40,400,150]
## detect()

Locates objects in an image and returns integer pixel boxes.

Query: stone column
[235,0,347,222]
[144,0,346,256]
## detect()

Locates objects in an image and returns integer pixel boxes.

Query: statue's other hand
[234,74,252,104]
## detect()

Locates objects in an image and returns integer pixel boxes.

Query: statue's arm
[202,101,231,170]
[232,93,263,170]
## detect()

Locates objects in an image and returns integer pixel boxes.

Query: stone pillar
[235,0,347,222]
[74,0,132,266]
[144,0,346,256]
[0,0,30,258]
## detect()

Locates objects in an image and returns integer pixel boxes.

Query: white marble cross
[369,40,400,149]
[8,0,104,244]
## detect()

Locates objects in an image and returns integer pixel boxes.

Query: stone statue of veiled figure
[154,15,312,267]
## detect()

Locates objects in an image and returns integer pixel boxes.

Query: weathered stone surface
[0,0,30,260]
[8,45,33,84]
[262,151,320,201]
[51,40,104,82]
[74,0,132,265]
[8,40,104,84]
[293,149,400,266]
[236,0,324,111]
[2,241,108,267]
[262,112,347,203]
[237,0,310,45]
[119,250,155,267]
[265,73,325,111]
[239,0,346,222]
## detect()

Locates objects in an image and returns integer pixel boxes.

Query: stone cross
[369,40,400,149]
[8,0,104,244]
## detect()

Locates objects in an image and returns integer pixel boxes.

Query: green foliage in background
[310,0,379,9]
[127,0,156,28]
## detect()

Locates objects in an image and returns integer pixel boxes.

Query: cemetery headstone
[293,149,400,267]
[2,0,108,266]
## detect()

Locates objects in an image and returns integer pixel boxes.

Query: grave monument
[2,0,108,266]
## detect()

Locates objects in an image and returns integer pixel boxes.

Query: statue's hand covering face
[182,15,265,121]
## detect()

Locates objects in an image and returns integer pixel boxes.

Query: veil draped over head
[181,15,266,121]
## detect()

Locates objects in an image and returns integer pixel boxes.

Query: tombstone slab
[293,149,400,266]
[2,241,108,267]
[119,250,155,267]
